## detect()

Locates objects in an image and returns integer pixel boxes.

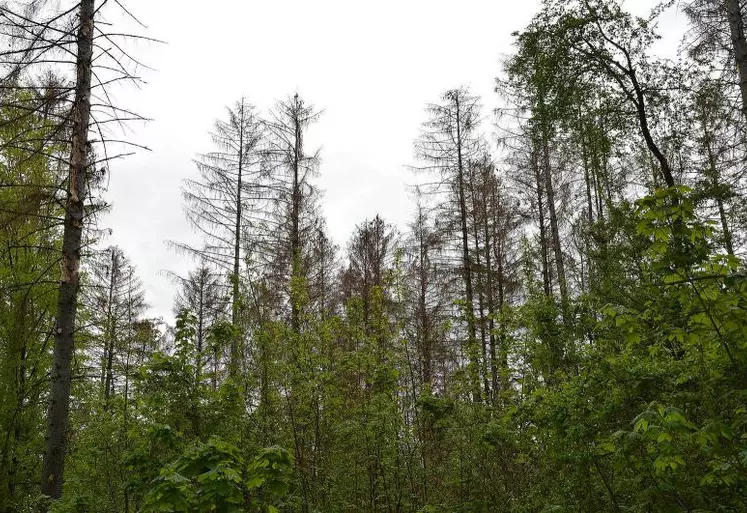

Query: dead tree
[171,98,263,377]
[262,93,321,333]
[414,87,486,403]
[170,265,230,389]
[0,0,151,499]
[84,246,146,404]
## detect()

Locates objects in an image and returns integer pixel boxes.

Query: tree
[685,0,747,122]
[40,0,96,498]
[84,246,146,405]
[414,87,486,403]
[262,93,322,333]
[171,265,229,388]
[173,98,263,377]
[0,0,150,499]
[0,88,63,511]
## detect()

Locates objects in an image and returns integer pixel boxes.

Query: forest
[1,0,747,511]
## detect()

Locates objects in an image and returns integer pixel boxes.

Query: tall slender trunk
[416,207,433,391]
[580,125,596,294]
[702,114,735,256]
[540,129,568,309]
[469,166,491,399]
[229,104,244,378]
[419,256,432,390]
[104,249,118,405]
[494,234,510,403]
[41,0,95,499]
[581,128,595,226]
[454,95,481,403]
[290,109,302,334]
[482,177,498,403]
[630,66,675,187]
[533,149,551,297]
[726,0,747,120]
[122,286,134,512]
[288,99,306,513]
[591,142,606,222]
[196,275,204,385]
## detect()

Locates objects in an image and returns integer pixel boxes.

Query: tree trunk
[416,207,433,391]
[104,249,118,405]
[702,113,735,256]
[494,235,510,403]
[533,148,552,297]
[454,95,481,403]
[469,167,491,400]
[540,129,568,309]
[291,104,302,335]
[197,274,204,385]
[41,0,95,499]
[726,0,747,120]
[482,177,498,403]
[229,103,244,378]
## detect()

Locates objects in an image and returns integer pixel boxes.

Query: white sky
[98,0,686,322]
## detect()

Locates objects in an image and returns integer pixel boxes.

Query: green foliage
[5,1,747,512]
[142,437,292,512]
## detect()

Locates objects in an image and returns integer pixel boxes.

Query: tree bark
[481,172,498,403]
[291,98,302,335]
[726,0,747,120]
[469,166,491,400]
[533,148,552,297]
[454,94,481,403]
[104,248,119,405]
[540,129,568,309]
[229,102,245,378]
[41,0,95,499]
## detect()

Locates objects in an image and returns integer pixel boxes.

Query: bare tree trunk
[494,235,510,403]
[454,96,481,403]
[469,166,491,400]
[726,0,747,120]
[291,110,302,335]
[533,149,552,297]
[590,136,605,222]
[415,206,433,391]
[41,0,95,499]
[230,103,245,378]
[104,249,119,405]
[197,276,204,384]
[581,131,595,226]
[540,131,568,309]
[702,119,735,256]
[481,177,498,403]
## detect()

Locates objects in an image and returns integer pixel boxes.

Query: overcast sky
[98,0,685,322]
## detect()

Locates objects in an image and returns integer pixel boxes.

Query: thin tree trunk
[41,0,95,499]
[702,112,735,256]
[291,108,302,335]
[726,0,747,120]
[469,168,491,400]
[591,142,605,222]
[104,249,118,405]
[581,131,595,226]
[416,208,432,391]
[454,95,481,403]
[230,104,244,378]
[581,126,597,294]
[540,129,568,309]
[197,275,204,385]
[482,179,498,403]
[533,149,552,297]
[495,236,510,403]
